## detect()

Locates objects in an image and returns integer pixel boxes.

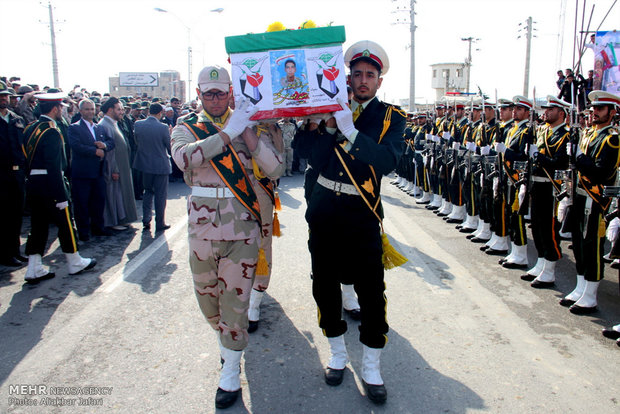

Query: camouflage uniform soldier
[248,123,284,333]
[171,66,282,409]
[279,118,296,176]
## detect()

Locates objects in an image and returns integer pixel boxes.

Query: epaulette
[383,102,407,119]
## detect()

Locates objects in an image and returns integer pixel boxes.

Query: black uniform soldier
[561,90,620,314]
[492,95,533,267]
[299,40,406,404]
[0,81,27,267]
[23,92,96,283]
[520,96,570,287]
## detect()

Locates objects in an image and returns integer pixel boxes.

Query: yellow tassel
[267,22,286,32]
[381,233,408,270]
[272,212,281,237]
[274,191,282,211]
[511,190,520,212]
[256,248,269,276]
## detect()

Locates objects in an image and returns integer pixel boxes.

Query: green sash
[182,115,262,226]
[24,121,58,171]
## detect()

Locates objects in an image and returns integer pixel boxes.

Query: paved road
[0,175,618,413]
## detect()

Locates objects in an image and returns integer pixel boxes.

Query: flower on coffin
[266,22,286,32]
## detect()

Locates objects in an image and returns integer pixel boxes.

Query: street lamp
[154,7,223,102]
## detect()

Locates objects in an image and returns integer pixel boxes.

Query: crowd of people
[2,37,619,409]
[392,89,620,346]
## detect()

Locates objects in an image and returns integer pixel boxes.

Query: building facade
[108,70,186,102]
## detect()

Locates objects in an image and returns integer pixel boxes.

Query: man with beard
[561,91,620,314]
[520,96,570,287]
[297,40,406,405]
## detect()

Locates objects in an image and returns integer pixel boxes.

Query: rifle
[516,88,537,215]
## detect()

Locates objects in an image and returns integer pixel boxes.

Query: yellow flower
[266,22,286,32]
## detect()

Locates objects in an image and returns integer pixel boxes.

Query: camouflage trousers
[253,224,273,292]
[189,237,259,351]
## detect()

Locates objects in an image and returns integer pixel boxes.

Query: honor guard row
[392,90,620,321]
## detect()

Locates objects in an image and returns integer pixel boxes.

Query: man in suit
[0,81,27,267]
[67,99,115,241]
[297,40,406,404]
[133,103,172,232]
[23,92,96,283]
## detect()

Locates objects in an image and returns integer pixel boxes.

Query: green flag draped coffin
[225,26,348,120]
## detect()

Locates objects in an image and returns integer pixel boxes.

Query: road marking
[101,218,187,293]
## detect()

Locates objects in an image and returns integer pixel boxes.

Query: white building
[430,63,467,100]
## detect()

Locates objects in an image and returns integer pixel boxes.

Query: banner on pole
[593,31,620,93]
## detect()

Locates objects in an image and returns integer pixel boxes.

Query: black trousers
[506,184,527,246]
[530,182,562,261]
[0,170,25,259]
[571,194,605,282]
[141,172,168,227]
[71,175,106,238]
[25,194,78,255]
[308,218,388,348]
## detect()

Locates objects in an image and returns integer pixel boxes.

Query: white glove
[518,184,526,207]
[308,112,332,125]
[466,142,476,152]
[56,201,69,210]
[480,145,491,156]
[557,197,570,222]
[334,98,357,139]
[492,177,499,197]
[529,145,539,158]
[433,135,440,143]
[452,142,460,150]
[494,142,506,154]
[566,142,572,157]
[222,99,258,139]
[607,217,620,242]
[422,155,428,164]
[425,133,433,141]
[442,131,451,140]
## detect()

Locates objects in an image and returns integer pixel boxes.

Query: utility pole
[48,1,60,88]
[460,37,479,94]
[409,0,416,112]
[391,0,416,111]
[519,16,535,97]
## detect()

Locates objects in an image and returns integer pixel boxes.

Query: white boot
[561,275,586,305]
[490,236,509,252]
[437,198,446,213]
[484,233,498,248]
[361,345,387,404]
[447,205,466,221]
[248,289,264,322]
[572,281,600,310]
[219,343,242,392]
[526,257,545,277]
[24,254,54,282]
[415,191,431,204]
[429,194,442,208]
[462,215,479,230]
[410,185,421,196]
[470,219,484,237]
[502,242,517,263]
[341,284,360,311]
[475,222,492,241]
[65,252,96,275]
[438,201,453,216]
[362,345,383,385]
[504,244,528,266]
[327,335,349,370]
[535,260,556,283]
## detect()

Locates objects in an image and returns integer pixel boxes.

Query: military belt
[317,174,359,196]
[531,176,551,183]
[191,186,235,199]
[30,169,48,175]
